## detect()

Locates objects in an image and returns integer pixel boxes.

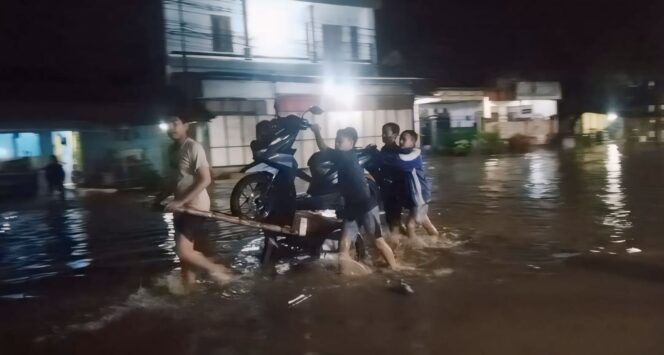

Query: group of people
[157,114,441,290]
[309,122,439,274]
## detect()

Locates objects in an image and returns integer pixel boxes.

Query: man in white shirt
[155,115,234,290]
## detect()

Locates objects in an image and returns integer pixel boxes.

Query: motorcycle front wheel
[230,173,273,220]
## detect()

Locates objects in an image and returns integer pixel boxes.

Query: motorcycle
[229,106,379,263]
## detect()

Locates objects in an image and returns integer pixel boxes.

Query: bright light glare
[247,0,306,57]
[159,122,168,132]
[415,97,442,105]
[324,79,356,107]
[607,113,618,122]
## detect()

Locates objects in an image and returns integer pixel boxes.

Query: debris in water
[432,268,454,277]
[551,252,581,259]
[626,247,642,254]
[288,294,312,307]
[275,263,291,274]
[389,279,414,295]
[527,264,541,270]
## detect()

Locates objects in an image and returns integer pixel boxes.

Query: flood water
[2,144,664,355]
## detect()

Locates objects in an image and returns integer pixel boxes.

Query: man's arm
[381,151,420,172]
[310,124,329,151]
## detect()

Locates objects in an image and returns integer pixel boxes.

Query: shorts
[342,206,385,242]
[382,191,402,229]
[174,213,208,241]
[408,203,429,224]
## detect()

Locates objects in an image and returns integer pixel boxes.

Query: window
[322,24,343,60]
[660,104,664,111]
[350,26,359,60]
[648,105,655,112]
[211,15,233,52]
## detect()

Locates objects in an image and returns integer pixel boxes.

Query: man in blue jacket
[382,130,439,244]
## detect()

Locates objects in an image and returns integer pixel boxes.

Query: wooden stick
[175,207,297,235]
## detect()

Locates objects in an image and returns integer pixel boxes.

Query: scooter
[229,106,379,263]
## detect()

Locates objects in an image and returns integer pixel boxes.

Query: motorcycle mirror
[309,106,324,115]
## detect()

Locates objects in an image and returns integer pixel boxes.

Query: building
[612,77,664,143]
[1,0,416,186]
[162,0,415,172]
[483,81,560,144]
[415,81,561,151]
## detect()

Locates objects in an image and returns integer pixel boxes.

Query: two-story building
[162,0,415,173]
[1,0,416,186]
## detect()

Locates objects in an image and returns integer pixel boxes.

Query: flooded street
[2,144,664,355]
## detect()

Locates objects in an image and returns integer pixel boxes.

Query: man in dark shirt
[45,155,65,197]
[310,124,399,274]
[375,123,406,236]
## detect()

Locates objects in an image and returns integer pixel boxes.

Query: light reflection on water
[600,144,636,254]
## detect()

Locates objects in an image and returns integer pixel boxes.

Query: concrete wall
[486,99,558,121]
[578,113,610,134]
[485,120,559,144]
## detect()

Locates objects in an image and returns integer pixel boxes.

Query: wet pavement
[1,144,664,355]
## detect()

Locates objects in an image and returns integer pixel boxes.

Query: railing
[163,0,377,64]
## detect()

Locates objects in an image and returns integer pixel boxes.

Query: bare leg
[406,214,427,248]
[175,233,233,286]
[421,214,439,236]
[180,263,197,292]
[374,238,398,270]
[386,226,402,251]
[338,223,371,276]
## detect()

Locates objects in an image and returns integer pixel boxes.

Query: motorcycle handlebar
[300,118,311,129]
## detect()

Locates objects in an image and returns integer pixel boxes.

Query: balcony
[165,20,376,64]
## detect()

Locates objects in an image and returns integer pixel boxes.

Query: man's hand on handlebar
[300,118,311,129]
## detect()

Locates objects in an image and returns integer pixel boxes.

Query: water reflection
[158,212,178,263]
[525,151,559,200]
[600,144,634,252]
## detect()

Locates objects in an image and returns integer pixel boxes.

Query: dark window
[322,24,343,61]
[211,15,233,52]
[350,26,359,60]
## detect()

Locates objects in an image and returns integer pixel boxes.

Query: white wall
[420,101,482,128]
[532,100,558,118]
[489,99,557,121]
[485,120,559,144]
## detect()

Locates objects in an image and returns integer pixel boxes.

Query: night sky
[378,0,663,83]
[1,0,663,113]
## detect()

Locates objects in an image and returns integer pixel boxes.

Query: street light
[159,122,168,131]
[607,112,618,122]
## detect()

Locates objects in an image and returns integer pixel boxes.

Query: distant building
[415,81,561,150]
[613,77,664,143]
